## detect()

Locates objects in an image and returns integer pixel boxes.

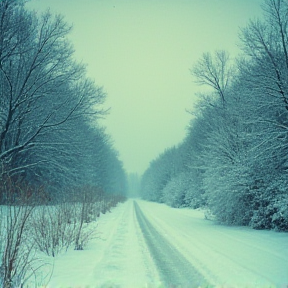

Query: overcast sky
[27,0,263,175]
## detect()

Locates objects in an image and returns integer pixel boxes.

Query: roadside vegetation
[141,0,288,232]
[0,1,127,287]
[0,179,126,287]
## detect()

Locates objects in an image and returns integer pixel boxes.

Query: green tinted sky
[27,0,263,175]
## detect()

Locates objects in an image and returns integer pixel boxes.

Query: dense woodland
[0,0,127,200]
[0,0,288,286]
[0,2,126,286]
[141,0,288,231]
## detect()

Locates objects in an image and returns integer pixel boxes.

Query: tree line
[0,0,127,201]
[0,1,127,286]
[140,0,288,231]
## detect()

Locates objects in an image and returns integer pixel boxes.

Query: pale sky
[27,0,263,175]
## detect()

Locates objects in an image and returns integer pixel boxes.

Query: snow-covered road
[134,201,207,287]
[48,199,288,288]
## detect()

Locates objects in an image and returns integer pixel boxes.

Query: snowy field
[47,199,288,288]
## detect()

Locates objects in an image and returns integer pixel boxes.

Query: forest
[1,0,288,286]
[0,1,126,286]
[141,0,288,232]
[0,0,127,199]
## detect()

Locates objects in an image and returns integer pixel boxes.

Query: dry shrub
[0,178,51,288]
[31,204,77,257]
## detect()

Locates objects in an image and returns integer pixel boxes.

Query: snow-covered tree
[0,1,127,200]
[140,147,182,202]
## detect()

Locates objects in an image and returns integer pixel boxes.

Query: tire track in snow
[92,200,157,287]
[137,200,288,287]
[134,200,209,288]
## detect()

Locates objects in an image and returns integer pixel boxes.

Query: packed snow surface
[47,199,288,288]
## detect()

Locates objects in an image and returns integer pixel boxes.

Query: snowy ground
[47,199,288,288]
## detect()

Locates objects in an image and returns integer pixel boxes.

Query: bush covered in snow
[250,179,288,231]
[162,174,186,208]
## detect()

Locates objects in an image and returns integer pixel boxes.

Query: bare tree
[0,1,106,183]
[240,0,288,115]
[191,50,234,106]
